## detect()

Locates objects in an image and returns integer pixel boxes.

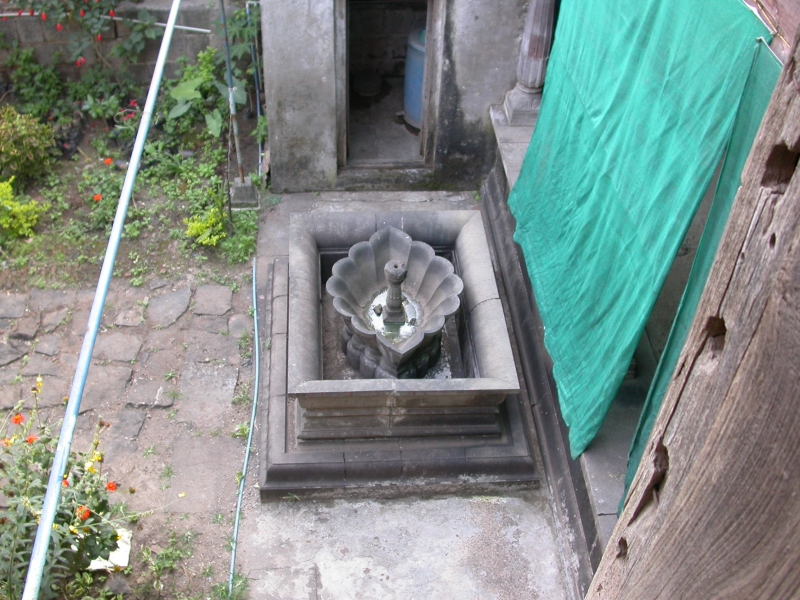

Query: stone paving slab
[104,408,147,461]
[192,315,229,334]
[177,362,238,429]
[193,284,232,316]
[184,330,240,365]
[0,343,24,367]
[0,293,27,318]
[11,314,40,340]
[22,354,63,378]
[228,313,253,339]
[167,434,244,514]
[147,287,191,328]
[34,334,60,356]
[81,364,133,413]
[93,331,143,362]
[126,378,174,409]
[42,307,69,333]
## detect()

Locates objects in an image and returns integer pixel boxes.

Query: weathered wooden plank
[586,28,800,600]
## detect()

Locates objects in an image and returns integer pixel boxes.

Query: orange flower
[75,506,90,521]
[93,194,102,202]
[11,414,24,425]
[62,479,69,487]
[106,481,117,492]
[1,438,10,448]
[104,157,113,166]
[25,435,37,444]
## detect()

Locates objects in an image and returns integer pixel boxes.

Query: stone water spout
[326,226,463,378]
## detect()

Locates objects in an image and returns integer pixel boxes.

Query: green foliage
[6,48,63,121]
[112,10,164,60]
[139,530,194,592]
[210,572,249,600]
[185,204,226,247]
[0,390,129,600]
[78,161,125,232]
[0,178,47,242]
[251,115,268,145]
[220,210,258,264]
[0,105,56,189]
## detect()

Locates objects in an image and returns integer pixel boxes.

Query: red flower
[129,99,138,107]
[17,9,22,16]
[106,481,117,492]
[104,157,113,166]
[62,479,69,487]
[96,33,102,41]
[56,22,62,31]
[25,435,37,444]
[2,17,7,21]
[109,9,115,17]
[28,8,33,15]
[93,194,102,202]
[75,506,91,521]
[76,56,87,67]
[11,414,24,425]
[79,9,85,17]
[40,11,46,20]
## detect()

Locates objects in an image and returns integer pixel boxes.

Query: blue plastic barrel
[404,28,426,129]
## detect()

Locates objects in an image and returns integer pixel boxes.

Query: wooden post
[586,31,800,600]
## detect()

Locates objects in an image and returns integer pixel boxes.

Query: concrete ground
[233,190,570,599]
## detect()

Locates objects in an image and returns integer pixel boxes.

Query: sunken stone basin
[259,209,537,497]
[326,226,464,379]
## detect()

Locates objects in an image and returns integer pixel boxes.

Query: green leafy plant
[0,385,130,600]
[220,211,258,264]
[251,115,268,145]
[0,105,56,190]
[231,423,249,439]
[0,178,48,244]
[78,160,125,232]
[5,48,64,120]
[139,530,194,593]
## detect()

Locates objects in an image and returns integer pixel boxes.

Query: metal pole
[219,0,245,181]
[245,2,264,178]
[21,1,184,597]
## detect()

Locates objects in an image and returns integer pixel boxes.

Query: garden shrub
[0,178,47,241]
[0,105,55,189]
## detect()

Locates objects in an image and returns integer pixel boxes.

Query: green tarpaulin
[507,0,768,458]
[623,39,781,501]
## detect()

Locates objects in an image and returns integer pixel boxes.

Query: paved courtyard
[0,190,571,599]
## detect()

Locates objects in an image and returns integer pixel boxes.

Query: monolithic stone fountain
[326,226,463,379]
[259,210,538,497]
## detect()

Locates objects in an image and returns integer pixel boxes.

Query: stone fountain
[259,210,538,496]
[326,226,463,379]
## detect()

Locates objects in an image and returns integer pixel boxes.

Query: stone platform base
[259,249,539,498]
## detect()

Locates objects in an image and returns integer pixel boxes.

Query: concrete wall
[261,0,339,192]
[263,0,526,192]
[430,0,527,186]
[0,0,219,84]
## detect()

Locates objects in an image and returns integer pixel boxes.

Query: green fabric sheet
[507,0,768,458]
[623,39,781,501]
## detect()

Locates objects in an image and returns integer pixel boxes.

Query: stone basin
[326,226,464,379]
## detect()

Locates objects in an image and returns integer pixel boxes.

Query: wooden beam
[586,29,800,600]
